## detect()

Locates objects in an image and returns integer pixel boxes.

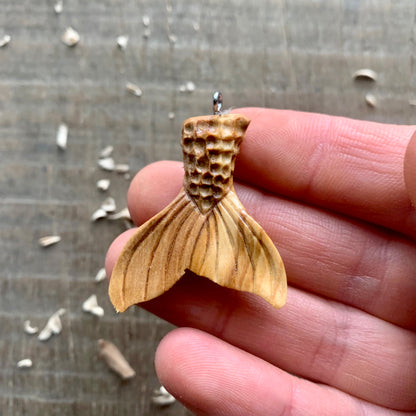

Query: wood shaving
[96,179,110,191]
[107,207,131,221]
[0,34,11,48]
[115,164,130,173]
[61,27,80,47]
[23,320,39,335]
[352,68,377,82]
[98,157,115,171]
[186,81,195,92]
[56,123,68,150]
[54,0,63,14]
[101,197,116,212]
[98,339,136,380]
[107,208,134,229]
[116,35,129,50]
[168,112,175,120]
[91,208,107,222]
[38,308,66,341]
[365,93,377,108]
[17,359,33,369]
[82,294,104,317]
[38,235,61,247]
[95,267,107,283]
[152,385,176,406]
[123,219,134,229]
[179,82,195,93]
[126,82,142,97]
[99,145,114,158]
[142,15,150,27]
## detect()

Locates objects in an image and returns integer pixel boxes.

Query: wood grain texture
[109,114,286,312]
[2,0,416,415]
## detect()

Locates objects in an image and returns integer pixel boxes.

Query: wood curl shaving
[98,339,136,380]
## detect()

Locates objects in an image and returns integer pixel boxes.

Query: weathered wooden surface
[1,1,416,415]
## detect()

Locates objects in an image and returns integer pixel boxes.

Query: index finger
[233,108,416,238]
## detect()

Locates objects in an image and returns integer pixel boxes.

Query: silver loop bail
[213,91,223,115]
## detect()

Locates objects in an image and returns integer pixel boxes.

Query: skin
[106,108,416,415]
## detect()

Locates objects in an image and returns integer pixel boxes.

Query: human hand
[106,108,416,415]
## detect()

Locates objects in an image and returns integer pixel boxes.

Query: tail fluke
[109,187,286,312]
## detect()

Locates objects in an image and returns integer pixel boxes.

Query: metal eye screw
[213,91,223,115]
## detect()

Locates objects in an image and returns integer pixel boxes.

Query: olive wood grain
[109,114,287,312]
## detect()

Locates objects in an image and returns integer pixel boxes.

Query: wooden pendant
[109,103,287,312]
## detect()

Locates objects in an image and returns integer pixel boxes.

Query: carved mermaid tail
[109,114,287,312]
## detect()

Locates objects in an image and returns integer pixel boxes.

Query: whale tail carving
[109,113,287,312]
[109,187,287,312]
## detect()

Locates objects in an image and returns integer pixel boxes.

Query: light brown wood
[109,114,287,312]
[98,339,136,380]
